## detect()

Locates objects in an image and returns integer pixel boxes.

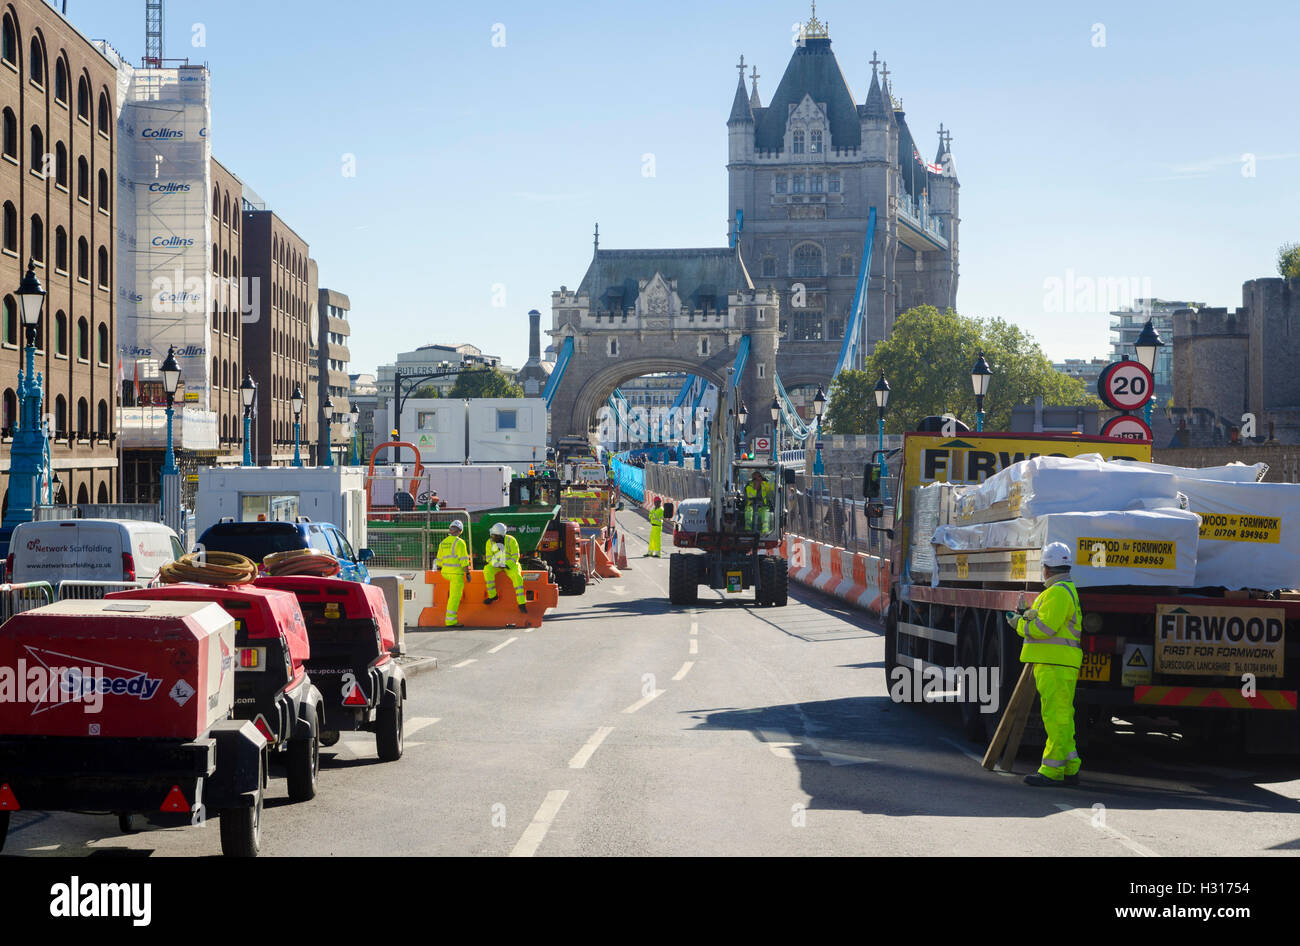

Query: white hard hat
[448,520,464,533]
[490,521,507,537]
[1042,542,1072,568]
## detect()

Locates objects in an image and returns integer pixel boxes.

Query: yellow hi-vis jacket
[1016,574,1083,669]
[649,507,664,528]
[486,534,521,569]
[435,534,471,576]
[745,480,773,506]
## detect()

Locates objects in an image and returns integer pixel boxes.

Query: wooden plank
[982,663,1035,770]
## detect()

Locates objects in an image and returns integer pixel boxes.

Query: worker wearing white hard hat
[1006,540,1083,787]
[483,521,528,614]
[434,520,471,626]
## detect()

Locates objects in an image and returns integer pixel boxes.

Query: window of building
[761,257,777,278]
[77,156,88,200]
[810,129,823,153]
[77,77,89,122]
[416,410,437,431]
[97,323,108,364]
[98,399,108,438]
[828,173,841,194]
[212,186,219,218]
[3,296,16,345]
[77,237,88,280]
[97,92,110,137]
[792,129,804,154]
[1,15,15,66]
[27,37,42,85]
[699,336,710,357]
[29,125,42,171]
[793,312,824,341]
[828,317,845,339]
[97,247,109,288]
[97,169,109,211]
[29,215,42,263]
[55,141,67,187]
[2,202,16,254]
[54,59,67,104]
[3,387,14,431]
[54,395,66,437]
[77,398,88,438]
[76,317,88,360]
[1,108,15,159]
[775,174,787,194]
[53,226,67,271]
[839,256,854,276]
[810,173,823,193]
[792,174,805,194]
[497,409,517,430]
[608,338,618,357]
[793,243,822,277]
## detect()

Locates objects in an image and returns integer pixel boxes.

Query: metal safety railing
[366,508,474,571]
[784,473,897,556]
[0,581,56,624]
[55,580,154,601]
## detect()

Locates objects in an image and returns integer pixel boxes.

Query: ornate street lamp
[874,373,891,501]
[769,396,781,461]
[737,402,748,455]
[1134,318,1164,424]
[321,396,335,468]
[159,345,181,518]
[290,383,305,468]
[970,353,992,432]
[812,384,827,476]
[1,261,48,534]
[240,373,256,466]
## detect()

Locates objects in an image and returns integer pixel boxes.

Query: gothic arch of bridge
[567,357,731,445]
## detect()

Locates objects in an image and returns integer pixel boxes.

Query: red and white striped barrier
[782,534,886,616]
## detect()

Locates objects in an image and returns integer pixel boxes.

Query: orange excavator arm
[366,441,425,513]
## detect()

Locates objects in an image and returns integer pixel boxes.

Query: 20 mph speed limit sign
[1097,360,1155,411]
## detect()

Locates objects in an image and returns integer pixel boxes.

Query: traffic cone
[616,533,628,569]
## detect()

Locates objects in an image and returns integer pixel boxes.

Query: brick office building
[0,2,119,511]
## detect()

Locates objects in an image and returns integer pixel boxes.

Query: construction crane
[143,0,163,68]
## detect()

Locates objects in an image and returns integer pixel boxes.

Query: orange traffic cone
[616,533,628,569]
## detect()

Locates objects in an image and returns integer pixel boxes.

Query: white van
[7,519,184,586]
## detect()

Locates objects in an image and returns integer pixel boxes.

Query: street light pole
[348,410,360,466]
[1134,317,1164,426]
[737,403,748,457]
[290,383,304,468]
[874,373,891,502]
[970,353,992,433]
[240,373,256,467]
[2,261,47,534]
[769,397,781,463]
[159,346,181,519]
[812,384,827,476]
[321,397,335,468]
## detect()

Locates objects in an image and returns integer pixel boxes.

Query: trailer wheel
[770,557,789,607]
[668,553,697,606]
[219,779,263,858]
[0,810,8,853]
[755,557,773,607]
[118,813,137,834]
[377,694,404,762]
[286,728,320,802]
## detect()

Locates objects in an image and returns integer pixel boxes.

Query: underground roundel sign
[753,437,771,451]
[1097,360,1155,411]
[1100,414,1153,442]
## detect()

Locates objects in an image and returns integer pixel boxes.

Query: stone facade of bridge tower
[548,247,779,445]
[729,9,959,392]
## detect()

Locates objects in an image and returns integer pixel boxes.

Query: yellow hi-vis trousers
[485,563,526,605]
[444,574,465,626]
[648,524,662,556]
[1034,663,1081,780]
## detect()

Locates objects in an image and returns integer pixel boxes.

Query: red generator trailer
[109,583,326,802]
[256,576,406,761]
[0,599,267,856]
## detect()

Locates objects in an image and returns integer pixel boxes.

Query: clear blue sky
[65,0,1300,374]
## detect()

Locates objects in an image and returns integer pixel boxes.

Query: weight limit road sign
[1101,414,1153,442]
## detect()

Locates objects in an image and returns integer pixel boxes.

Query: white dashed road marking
[488,637,518,654]
[569,726,615,769]
[509,790,570,857]
[672,661,694,681]
[622,689,665,714]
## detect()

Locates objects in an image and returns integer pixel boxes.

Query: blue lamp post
[1133,318,1163,426]
[769,397,781,462]
[1,261,48,535]
[160,345,181,478]
[321,396,335,468]
[812,384,827,476]
[348,410,360,466]
[701,408,710,470]
[737,402,748,457]
[971,353,992,432]
[290,383,304,468]
[874,373,891,501]
[240,373,256,467]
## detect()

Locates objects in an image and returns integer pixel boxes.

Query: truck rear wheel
[286,728,320,802]
[377,695,404,762]
[219,779,263,857]
[755,557,773,606]
[770,557,789,607]
[668,553,697,606]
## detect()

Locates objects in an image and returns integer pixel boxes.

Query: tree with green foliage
[1278,242,1300,280]
[825,305,1097,434]
[448,365,523,399]
[412,384,441,399]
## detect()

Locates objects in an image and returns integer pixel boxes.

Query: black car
[197,519,374,582]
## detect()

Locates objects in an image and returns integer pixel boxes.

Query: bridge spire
[593,222,599,257]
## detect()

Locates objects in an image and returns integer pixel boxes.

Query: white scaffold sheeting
[933,508,1202,588]
[1174,479,1300,590]
[952,454,1186,521]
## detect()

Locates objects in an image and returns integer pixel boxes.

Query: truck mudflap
[0,719,265,813]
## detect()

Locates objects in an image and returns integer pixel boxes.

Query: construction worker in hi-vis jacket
[647,497,664,557]
[484,521,528,614]
[1007,541,1083,787]
[435,520,471,627]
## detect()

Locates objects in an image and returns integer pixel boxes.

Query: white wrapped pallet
[952,455,1185,521]
[1111,459,1268,483]
[1172,479,1300,590]
[908,482,953,578]
[933,508,1202,588]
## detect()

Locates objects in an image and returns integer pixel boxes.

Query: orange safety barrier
[418,569,559,629]
[593,538,622,578]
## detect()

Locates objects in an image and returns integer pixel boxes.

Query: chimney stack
[528,309,541,362]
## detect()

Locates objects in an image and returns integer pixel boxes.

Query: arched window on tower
[810,130,823,154]
[792,129,804,154]
[793,243,822,278]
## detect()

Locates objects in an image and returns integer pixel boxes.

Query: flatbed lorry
[877,431,1300,752]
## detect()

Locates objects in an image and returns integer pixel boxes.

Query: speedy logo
[62,666,162,701]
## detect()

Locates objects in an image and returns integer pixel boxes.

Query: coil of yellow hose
[160,551,259,585]
[262,548,341,578]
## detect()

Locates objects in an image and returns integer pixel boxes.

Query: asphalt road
[6,508,1300,857]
